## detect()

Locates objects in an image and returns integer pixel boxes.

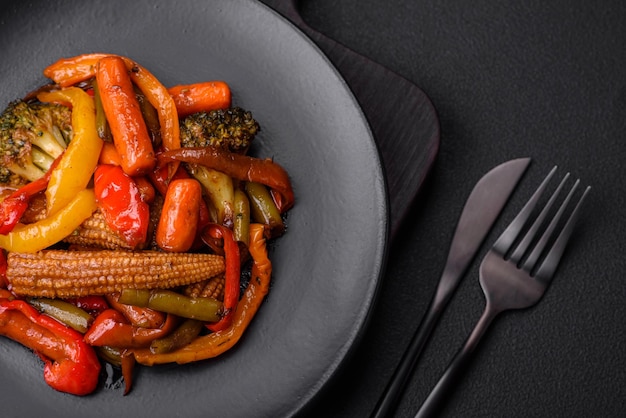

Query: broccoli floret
[179,107,260,226]
[0,100,72,186]
[180,107,260,154]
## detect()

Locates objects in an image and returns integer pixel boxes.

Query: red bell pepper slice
[0,156,61,235]
[84,308,177,348]
[0,250,8,288]
[0,297,101,395]
[0,196,28,235]
[203,224,240,332]
[94,164,150,248]
[65,295,110,314]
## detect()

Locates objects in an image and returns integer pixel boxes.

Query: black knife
[371,157,531,417]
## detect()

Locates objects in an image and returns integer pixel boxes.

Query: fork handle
[415,305,499,418]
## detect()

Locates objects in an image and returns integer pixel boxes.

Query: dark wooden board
[271,0,440,239]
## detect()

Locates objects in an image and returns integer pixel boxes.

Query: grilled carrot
[44,53,180,165]
[168,81,231,117]
[96,56,156,176]
[98,141,122,166]
[120,56,181,178]
[43,53,109,87]
[156,178,202,252]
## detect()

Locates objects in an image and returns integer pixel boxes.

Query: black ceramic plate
[0,0,387,417]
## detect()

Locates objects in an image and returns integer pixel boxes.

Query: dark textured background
[261,1,626,417]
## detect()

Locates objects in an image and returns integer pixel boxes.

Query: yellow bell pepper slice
[0,189,97,253]
[38,87,103,217]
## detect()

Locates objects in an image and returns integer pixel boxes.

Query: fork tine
[509,172,570,263]
[533,185,591,281]
[493,166,557,254]
[522,178,579,270]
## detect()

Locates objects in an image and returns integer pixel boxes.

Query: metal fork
[415,167,590,417]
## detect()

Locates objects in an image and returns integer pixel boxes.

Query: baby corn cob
[6,250,225,298]
[183,274,225,300]
[63,210,134,250]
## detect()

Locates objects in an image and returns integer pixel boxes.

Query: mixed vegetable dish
[0,53,294,396]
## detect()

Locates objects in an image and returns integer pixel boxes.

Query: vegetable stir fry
[0,53,293,396]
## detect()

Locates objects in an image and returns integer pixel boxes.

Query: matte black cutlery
[415,167,589,417]
[371,158,531,417]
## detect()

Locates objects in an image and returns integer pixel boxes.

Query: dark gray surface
[259,0,626,417]
[0,1,388,417]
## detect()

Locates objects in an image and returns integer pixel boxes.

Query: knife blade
[371,157,531,418]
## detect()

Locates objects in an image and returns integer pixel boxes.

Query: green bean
[245,181,284,236]
[150,318,204,354]
[92,79,112,142]
[233,188,251,245]
[134,87,161,147]
[118,289,223,322]
[28,297,93,333]
[96,346,123,366]
[118,289,151,307]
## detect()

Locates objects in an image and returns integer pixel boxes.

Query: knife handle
[370,300,445,418]
[414,306,498,417]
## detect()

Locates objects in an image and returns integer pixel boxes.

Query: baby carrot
[96,56,156,176]
[43,53,109,87]
[98,141,122,166]
[168,81,231,117]
[44,53,180,177]
[156,178,202,252]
